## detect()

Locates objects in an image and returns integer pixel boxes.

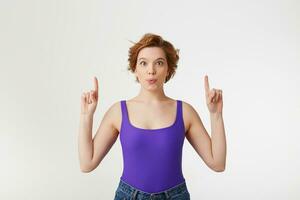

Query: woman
[78,33,227,200]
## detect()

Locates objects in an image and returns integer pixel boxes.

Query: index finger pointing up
[93,76,98,92]
[204,75,210,96]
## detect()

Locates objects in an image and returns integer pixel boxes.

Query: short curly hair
[127,33,180,83]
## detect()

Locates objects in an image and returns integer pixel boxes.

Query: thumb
[90,91,94,102]
[208,90,215,103]
[91,91,97,103]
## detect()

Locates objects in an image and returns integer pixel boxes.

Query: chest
[127,105,177,130]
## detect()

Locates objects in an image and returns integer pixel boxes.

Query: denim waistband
[117,179,188,199]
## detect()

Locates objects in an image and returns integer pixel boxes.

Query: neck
[134,87,169,103]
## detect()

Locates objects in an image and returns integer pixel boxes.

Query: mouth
[146,79,157,84]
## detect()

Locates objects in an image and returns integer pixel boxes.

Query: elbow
[80,168,91,173]
[80,164,93,173]
[213,164,226,172]
[214,167,225,172]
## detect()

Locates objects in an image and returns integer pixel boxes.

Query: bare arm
[184,102,226,172]
[210,112,226,171]
[78,103,119,173]
[78,77,119,172]
[184,75,226,172]
[78,113,94,172]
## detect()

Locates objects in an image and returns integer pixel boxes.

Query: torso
[112,98,190,134]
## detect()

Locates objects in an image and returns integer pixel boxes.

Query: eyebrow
[138,57,166,61]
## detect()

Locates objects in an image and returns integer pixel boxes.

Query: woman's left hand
[204,75,223,114]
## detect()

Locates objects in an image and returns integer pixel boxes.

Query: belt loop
[150,194,154,200]
[164,191,170,199]
[131,190,138,200]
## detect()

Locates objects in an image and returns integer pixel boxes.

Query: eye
[157,61,164,66]
[140,61,146,66]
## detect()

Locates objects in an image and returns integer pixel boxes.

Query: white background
[1,0,299,199]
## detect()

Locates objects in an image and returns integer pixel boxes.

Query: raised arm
[78,77,119,172]
[183,75,226,172]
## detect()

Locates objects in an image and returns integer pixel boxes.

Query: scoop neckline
[124,100,178,131]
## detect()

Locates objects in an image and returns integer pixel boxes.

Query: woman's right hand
[80,76,99,115]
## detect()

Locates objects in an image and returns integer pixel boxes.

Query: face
[134,47,169,89]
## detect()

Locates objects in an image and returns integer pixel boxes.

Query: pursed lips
[146,78,157,81]
[146,78,157,83]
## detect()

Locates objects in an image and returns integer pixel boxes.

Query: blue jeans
[114,179,191,200]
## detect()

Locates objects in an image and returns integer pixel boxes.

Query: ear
[134,69,139,82]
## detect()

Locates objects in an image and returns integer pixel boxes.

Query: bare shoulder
[104,101,122,133]
[181,100,198,115]
[181,100,193,109]
[181,100,200,133]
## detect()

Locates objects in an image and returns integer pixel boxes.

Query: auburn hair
[127,33,180,83]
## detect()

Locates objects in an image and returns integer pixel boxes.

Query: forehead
[137,47,166,60]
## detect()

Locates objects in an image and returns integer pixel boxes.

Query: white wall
[1,0,299,199]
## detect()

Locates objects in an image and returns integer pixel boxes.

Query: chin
[142,84,158,90]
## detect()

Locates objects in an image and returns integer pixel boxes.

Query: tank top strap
[176,100,184,125]
[120,100,129,125]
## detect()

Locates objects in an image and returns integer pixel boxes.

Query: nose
[147,65,156,75]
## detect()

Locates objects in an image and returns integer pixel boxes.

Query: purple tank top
[119,99,186,193]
